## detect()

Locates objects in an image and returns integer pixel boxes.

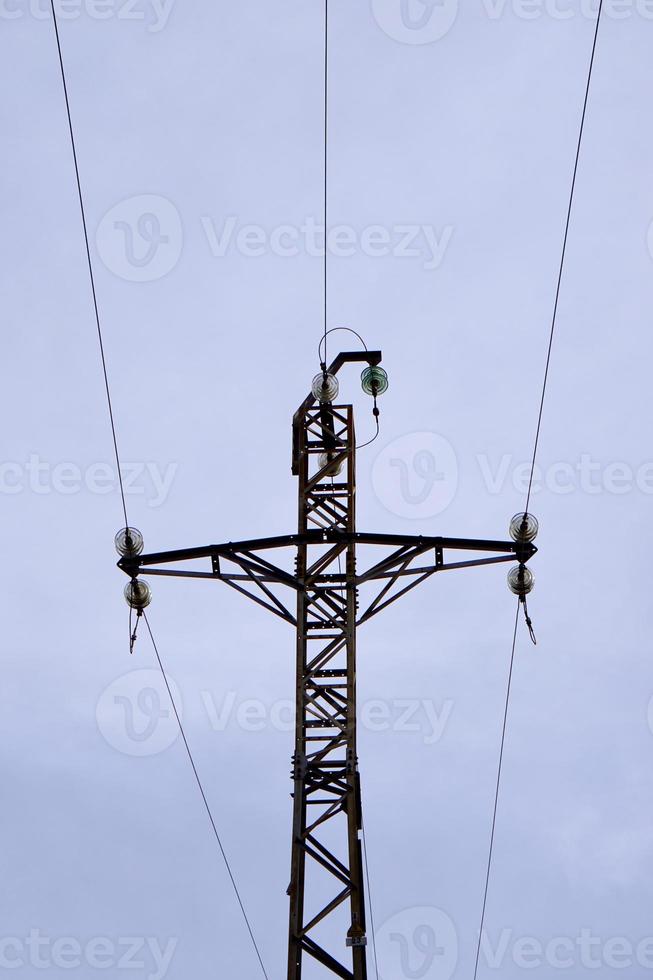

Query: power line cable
[143,614,270,980]
[526,0,604,513]
[49,0,127,528]
[472,605,519,980]
[473,8,604,977]
[362,817,380,980]
[323,0,329,366]
[318,326,368,365]
[50,10,269,973]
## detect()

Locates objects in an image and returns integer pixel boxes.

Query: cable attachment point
[522,596,537,646]
[361,365,388,398]
[117,532,149,654]
[125,579,151,655]
[115,526,144,557]
[507,563,534,598]
[129,606,143,655]
[509,512,539,544]
[124,578,152,611]
[312,371,339,403]
[508,564,537,645]
[362,365,387,433]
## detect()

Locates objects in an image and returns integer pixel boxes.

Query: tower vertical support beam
[288,475,309,978]
[287,404,368,980]
[345,501,368,978]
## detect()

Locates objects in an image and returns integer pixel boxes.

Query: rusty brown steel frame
[287,400,367,979]
[118,353,536,980]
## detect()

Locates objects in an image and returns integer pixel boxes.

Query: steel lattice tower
[119,349,536,979]
[288,393,366,978]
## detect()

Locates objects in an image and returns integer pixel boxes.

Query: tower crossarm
[117,533,535,628]
[118,531,534,579]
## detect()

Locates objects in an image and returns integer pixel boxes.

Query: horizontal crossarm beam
[117,533,534,628]
[118,531,535,578]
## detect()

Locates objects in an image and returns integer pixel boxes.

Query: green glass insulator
[361,366,389,397]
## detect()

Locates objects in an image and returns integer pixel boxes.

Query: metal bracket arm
[292,351,382,474]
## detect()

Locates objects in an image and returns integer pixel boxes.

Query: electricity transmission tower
[118,349,537,980]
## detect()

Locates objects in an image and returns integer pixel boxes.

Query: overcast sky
[2,1,653,978]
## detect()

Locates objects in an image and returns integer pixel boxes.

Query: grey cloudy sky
[2,0,653,977]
